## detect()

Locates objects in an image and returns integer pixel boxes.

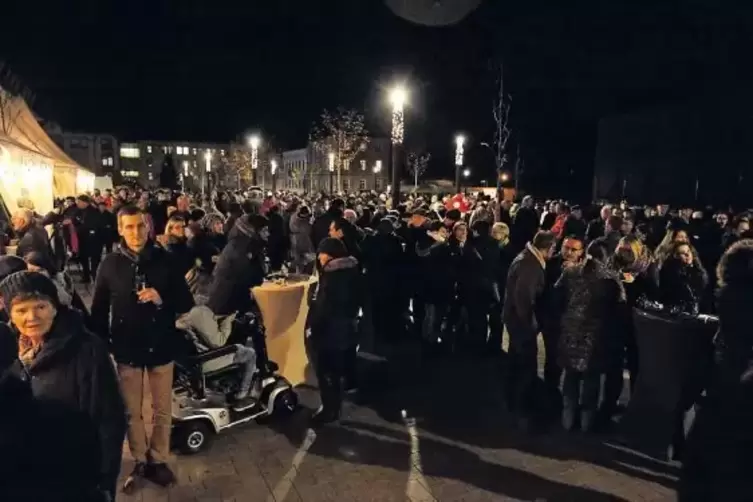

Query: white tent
[0,135,55,215]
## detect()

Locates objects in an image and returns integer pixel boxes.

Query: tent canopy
[1,89,93,197]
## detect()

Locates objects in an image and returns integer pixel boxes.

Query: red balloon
[385,0,483,27]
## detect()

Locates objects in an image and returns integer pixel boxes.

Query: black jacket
[503,245,546,344]
[16,224,51,260]
[5,309,126,496]
[309,256,362,350]
[73,204,104,249]
[90,241,194,367]
[311,208,342,249]
[207,218,267,316]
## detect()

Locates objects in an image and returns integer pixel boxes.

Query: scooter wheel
[175,420,213,454]
[273,389,298,417]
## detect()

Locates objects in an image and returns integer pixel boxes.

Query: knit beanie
[0,271,61,310]
[317,238,348,259]
[0,256,28,282]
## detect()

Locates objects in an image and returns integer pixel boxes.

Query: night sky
[3,0,751,198]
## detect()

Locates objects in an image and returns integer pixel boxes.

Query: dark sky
[3,0,751,197]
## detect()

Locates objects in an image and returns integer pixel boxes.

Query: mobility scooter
[171,310,298,454]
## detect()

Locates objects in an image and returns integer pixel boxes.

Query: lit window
[221,149,225,156]
[183,146,189,154]
[176,146,182,155]
[147,145,153,153]
[359,179,366,190]
[162,146,167,154]
[193,160,197,168]
[148,172,154,181]
[119,146,140,158]
[193,148,197,155]
[344,159,350,171]
[360,160,366,171]
[120,170,140,178]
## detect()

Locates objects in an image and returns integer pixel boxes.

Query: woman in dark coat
[657,241,708,314]
[679,239,753,501]
[554,239,626,432]
[0,271,126,500]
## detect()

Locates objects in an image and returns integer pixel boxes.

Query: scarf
[118,239,156,264]
[18,335,41,368]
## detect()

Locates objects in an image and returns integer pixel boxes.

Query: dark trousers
[542,328,563,389]
[487,301,503,353]
[562,369,601,411]
[602,333,639,415]
[313,347,349,417]
[506,335,539,417]
[79,244,102,283]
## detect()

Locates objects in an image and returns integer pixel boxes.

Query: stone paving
[73,280,677,501]
[114,352,678,502]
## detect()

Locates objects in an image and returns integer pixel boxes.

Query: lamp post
[202,150,212,198]
[389,85,407,208]
[328,152,335,193]
[249,134,261,186]
[182,160,189,192]
[373,160,382,191]
[454,134,465,193]
[270,159,278,193]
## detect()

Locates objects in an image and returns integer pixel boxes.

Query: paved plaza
[115,350,678,502]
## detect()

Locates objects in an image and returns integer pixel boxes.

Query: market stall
[0,136,55,215]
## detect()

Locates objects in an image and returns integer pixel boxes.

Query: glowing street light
[204,150,212,172]
[248,134,261,185]
[463,168,471,178]
[328,152,336,192]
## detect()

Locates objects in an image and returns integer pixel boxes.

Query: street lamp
[389,84,407,208]
[454,134,465,193]
[202,150,212,198]
[328,152,335,193]
[463,168,471,178]
[248,134,261,186]
[270,159,278,192]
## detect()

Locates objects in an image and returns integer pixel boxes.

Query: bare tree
[492,62,513,190]
[406,151,431,189]
[310,107,370,192]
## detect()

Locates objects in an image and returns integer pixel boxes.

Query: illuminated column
[454,135,465,193]
[389,85,407,208]
[249,134,261,186]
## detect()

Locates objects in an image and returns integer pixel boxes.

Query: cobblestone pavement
[74,281,677,501]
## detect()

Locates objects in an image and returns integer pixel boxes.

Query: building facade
[43,121,119,177]
[278,138,390,193]
[118,140,231,190]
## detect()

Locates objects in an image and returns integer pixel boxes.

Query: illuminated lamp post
[389,85,407,208]
[454,134,465,193]
[249,134,261,186]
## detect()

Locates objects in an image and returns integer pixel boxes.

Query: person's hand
[622,272,635,284]
[156,234,168,246]
[138,288,162,305]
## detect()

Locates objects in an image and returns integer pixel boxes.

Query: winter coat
[0,370,109,501]
[308,256,362,350]
[5,308,126,496]
[362,228,404,297]
[679,283,753,501]
[90,241,195,367]
[658,258,708,313]
[417,240,455,305]
[16,224,51,260]
[163,237,196,277]
[561,216,587,240]
[554,259,626,372]
[311,208,342,249]
[585,217,606,243]
[290,214,315,260]
[512,206,539,251]
[206,217,267,316]
[503,245,546,345]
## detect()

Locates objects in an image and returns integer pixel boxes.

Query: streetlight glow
[248,135,261,150]
[455,135,465,147]
[389,86,407,111]
[463,168,471,178]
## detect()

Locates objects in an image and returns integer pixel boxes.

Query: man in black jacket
[11,208,51,260]
[308,238,362,424]
[503,230,556,431]
[91,205,194,493]
[312,198,344,249]
[74,195,105,284]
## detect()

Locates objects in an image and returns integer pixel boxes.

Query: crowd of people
[0,185,751,500]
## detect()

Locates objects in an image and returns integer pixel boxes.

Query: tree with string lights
[309,107,370,193]
[406,151,431,189]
